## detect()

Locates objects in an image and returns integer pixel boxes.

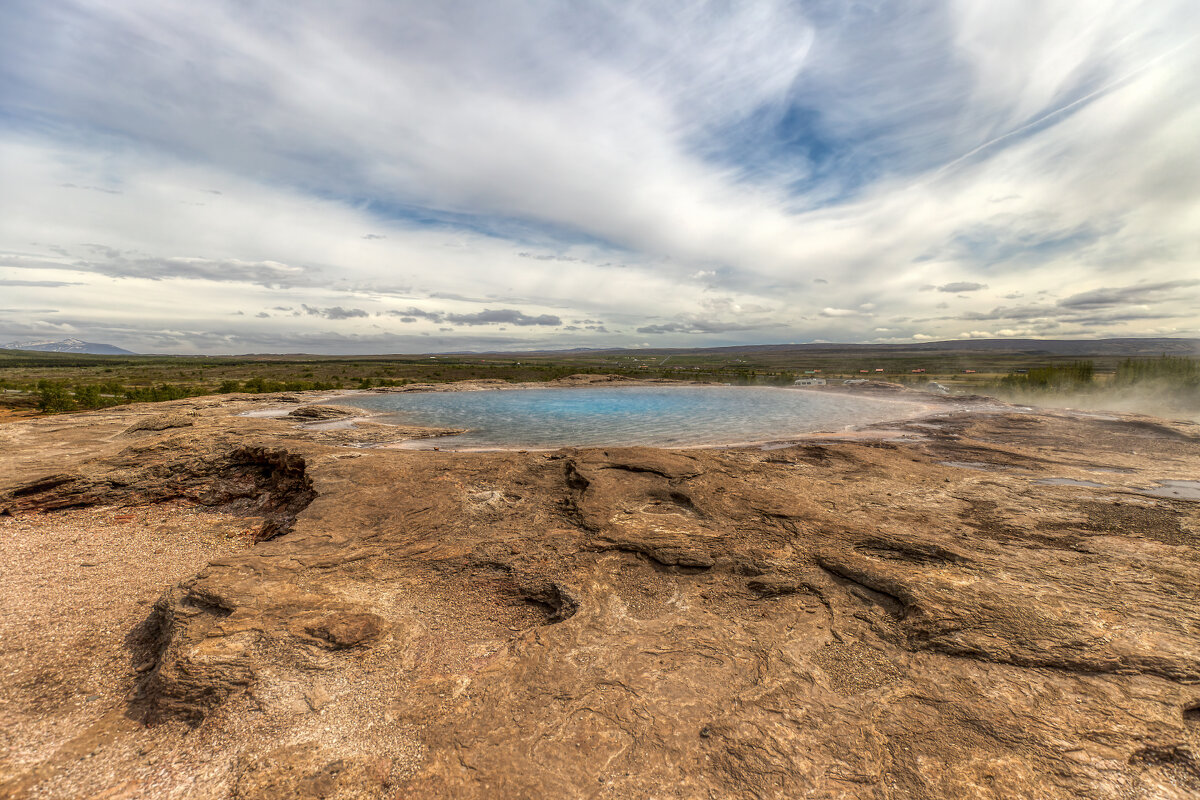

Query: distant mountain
[2,337,135,355]
[496,338,1200,359]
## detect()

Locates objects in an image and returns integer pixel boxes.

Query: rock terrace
[1,387,1198,799]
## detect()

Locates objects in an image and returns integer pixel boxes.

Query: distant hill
[499,337,1200,359]
[2,338,135,355]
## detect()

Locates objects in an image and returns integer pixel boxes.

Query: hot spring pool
[334,385,931,449]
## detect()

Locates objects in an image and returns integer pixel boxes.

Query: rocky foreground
[1,384,1199,799]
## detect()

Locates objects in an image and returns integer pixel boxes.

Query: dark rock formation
[287,405,358,420]
[121,413,196,434]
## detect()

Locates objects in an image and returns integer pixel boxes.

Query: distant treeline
[32,377,344,413]
[23,371,594,413]
[1110,355,1200,387]
[218,377,342,394]
[999,361,1094,390]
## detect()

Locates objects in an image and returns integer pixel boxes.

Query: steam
[994,382,1200,422]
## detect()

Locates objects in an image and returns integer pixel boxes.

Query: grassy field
[1,344,1196,417]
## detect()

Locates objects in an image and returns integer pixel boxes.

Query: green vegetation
[35,381,76,413]
[1113,355,1200,388]
[998,361,1095,391]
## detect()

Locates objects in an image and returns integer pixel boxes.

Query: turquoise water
[336,385,929,449]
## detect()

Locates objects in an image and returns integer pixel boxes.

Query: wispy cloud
[938,282,988,293]
[635,314,777,335]
[0,278,82,287]
[1057,280,1200,310]
[1,1,1197,351]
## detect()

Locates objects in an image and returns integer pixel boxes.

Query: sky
[1,0,1198,354]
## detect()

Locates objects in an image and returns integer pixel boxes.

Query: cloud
[301,304,369,320]
[518,252,581,263]
[443,309,562,326]
[936,222,1103,267]
[60,183,122,194]
[63,250,316,288]
[0,279,81,287]
[0,1,1197,351]
[380,306,570,326]
[635,317,770,335]
[937,282,988,293]
[1057,280,1200,310]
[382,307,444,321]
[958,304,1057,321]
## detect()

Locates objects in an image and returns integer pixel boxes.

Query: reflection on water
[1034,478,1108,488]
[335,385,929,449]
[940,461,1009,471]
[1137,480,1200,500]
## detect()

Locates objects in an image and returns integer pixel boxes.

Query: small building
[794,378,826,386]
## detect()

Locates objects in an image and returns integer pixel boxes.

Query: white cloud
[1,0,1197,351]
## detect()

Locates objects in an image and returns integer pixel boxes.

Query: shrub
[36,380,76,413]
[124,383,201,403]
[73,384,104,409]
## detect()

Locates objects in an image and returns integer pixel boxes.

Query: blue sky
[1,0,1198,354]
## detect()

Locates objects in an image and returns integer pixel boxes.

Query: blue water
[335,385,929,449]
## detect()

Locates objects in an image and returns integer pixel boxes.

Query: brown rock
[233,744,391,800]
[302,612,385,649]
[745,575,807,597]
[121,413,195,434]
[287,405,358,420]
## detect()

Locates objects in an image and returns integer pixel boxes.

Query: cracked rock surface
[1,390,1199,799]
